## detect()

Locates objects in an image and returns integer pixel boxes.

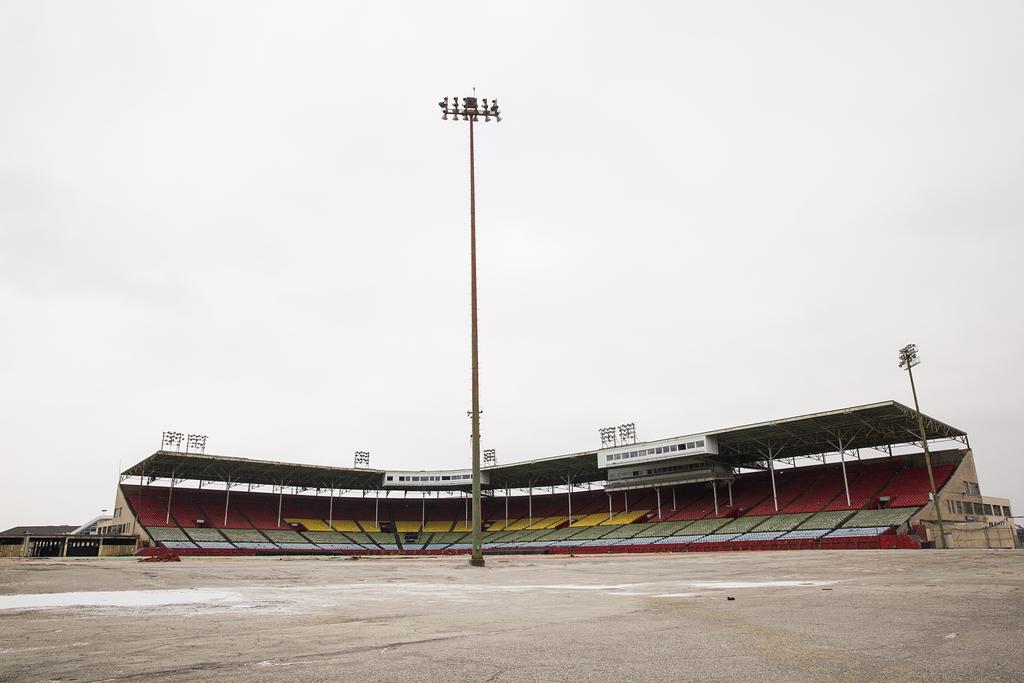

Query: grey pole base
[469,557,486,567]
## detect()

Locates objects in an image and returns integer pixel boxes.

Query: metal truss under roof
[121,400,967,492]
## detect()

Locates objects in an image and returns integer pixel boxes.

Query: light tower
[439,93,502,567]
[898,343,947,548]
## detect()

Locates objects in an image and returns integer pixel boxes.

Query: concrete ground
[0,550,1022,682]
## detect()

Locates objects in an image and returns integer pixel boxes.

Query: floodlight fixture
[354,451,371,468]
[161,431,184,452]
[898,343,920,370]
[439,93,501,123]
[618,422,637,445]
[599,427,618,448]
[483,449,496,466]
[186,434,208,454]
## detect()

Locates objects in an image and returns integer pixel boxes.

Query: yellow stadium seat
[487,520,510,531]
[451,521,471,532]
[600,510,650,525]
[284,518,331,531]
[570,513,609,527]
[527,516,567,530]
[395,521,421,532]
[424,521,453,532]
[502,518,533,531]
[330,520,361,532]
[358,520,381,532]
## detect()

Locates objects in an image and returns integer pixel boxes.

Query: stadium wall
[116,450,983,556]
[908,450,1015,549]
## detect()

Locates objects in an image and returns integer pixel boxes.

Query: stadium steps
[796,510,855,530]
[675,518,731,536]
[285,518,332,532]
[602,523,657,539]
[825,464,901,511]
[841,508,918,528]
[395,521,421,534]
[233,503,265,533]
[426,532,468,547]
[631,520,694,538]
[750,513,813,533]
[262,529,308,545]
[536,527,585,541]
[711,516,769,534]
[148,527,190,542]
[401,533,429,550]
[526,516,570,530]
[183,527,230,543]
[301,531,351,546]
[495,529,553,544]
[182,527,234,548]
[367,531,399,549]
[570,513,610,527]
[342,531,378,547]
[599,510,650,525]
[825,526,892,538]
[567,525,615,541]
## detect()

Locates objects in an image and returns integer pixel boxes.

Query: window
[696,440,705,448]
[984,504,994,515]
[386,476,393,481]
[955,501,964,514]
[1003,506,1012,516]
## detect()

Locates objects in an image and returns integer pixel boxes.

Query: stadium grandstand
[105,401,1017,557]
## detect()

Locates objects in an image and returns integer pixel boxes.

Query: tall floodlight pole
[440,93,501,567]
[898,343,947,548]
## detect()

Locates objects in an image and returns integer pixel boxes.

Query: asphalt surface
[0,550,1022,682]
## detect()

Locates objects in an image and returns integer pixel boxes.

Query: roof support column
[712,480,719,516]
[421,494,426,532]
[728,479,733,507]
[504,488,509,531]
[769,446,779,512]
[624,491,629,514]
[608,491,613,520]
[375,490,380,531]
[838,438,852,507]
[165,467,176,525]
[223,477,231,527]
[528,485,533,527]
[672,486,676,511]
[328,487,334,529]
[656,487,662,520]
[566,476,573,523]
[277,484,284,528]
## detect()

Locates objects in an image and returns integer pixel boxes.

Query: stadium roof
[0,525,78,537]
[122,400,967,492]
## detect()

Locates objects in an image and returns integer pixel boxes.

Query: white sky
[1,2,1022,527]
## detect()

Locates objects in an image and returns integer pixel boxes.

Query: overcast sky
[2,2,1022,528]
